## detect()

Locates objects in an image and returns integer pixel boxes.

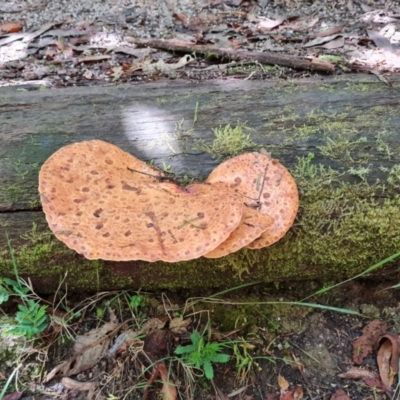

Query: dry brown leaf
[173,12,221,28]
[158,363,177,400]
[338,367,377,380]
[330,389,350,400]
[278,374,290,392]
[377,339,393,389]
[141,317,167,333]
[377,333,400,390]
[322,36,345,49]
[258,17,286,32]
[367,30,400,68]
[303,34,344,48]
[338,367,384,389]
[169,317,191,334]
[315,23,347,37]
[44,312,120,382]
[280,387,303,400]
[352,320,388,364]
[142,54,194,74]
[2,392,23,400]
[77,55,112,63]
[0,20,25,33]
[61,377,102,400]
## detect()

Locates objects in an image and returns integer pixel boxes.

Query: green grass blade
[206,281,262,300]
[301,250,400,301]
[0,364,20,399]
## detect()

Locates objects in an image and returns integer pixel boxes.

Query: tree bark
[1,74,400,292]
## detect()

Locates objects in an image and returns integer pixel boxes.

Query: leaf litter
[2,0,400,86]
[3,282,400,399]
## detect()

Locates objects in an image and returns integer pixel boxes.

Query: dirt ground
[1,0,400,399]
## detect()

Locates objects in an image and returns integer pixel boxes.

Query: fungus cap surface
[39,141,243,262]
[206,152,299,248]
[203,205,274,258]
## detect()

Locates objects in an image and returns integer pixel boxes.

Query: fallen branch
[127,37,335,73]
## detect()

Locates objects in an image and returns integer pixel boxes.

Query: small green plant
[0,234,49,339]
[129,294,144,313]
[175,326,230,379]
[6,300,48,339]
[195,121,257,160]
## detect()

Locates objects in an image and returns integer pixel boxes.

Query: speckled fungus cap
[203,205,274,258]
[206,152,299,249]
[39,140,243,262]
[201,182,274,258]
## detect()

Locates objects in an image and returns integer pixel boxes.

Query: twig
[128,37,335,73]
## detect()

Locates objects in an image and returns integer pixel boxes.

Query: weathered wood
[1,74,400,292]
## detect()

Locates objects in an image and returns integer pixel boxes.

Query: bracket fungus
[39,141,298,262]
[39,140,243,262]
[205,152,299,249]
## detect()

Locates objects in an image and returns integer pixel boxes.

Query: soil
[1,0,400,399]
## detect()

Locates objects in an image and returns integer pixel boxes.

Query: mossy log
[1,74,400,292]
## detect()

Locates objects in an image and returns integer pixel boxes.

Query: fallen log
[1,74,400,292]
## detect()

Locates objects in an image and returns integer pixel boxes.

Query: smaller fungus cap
[39,140,243,262]
[203,204,274,258]
[206,152,299,249]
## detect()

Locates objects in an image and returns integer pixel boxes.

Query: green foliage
[0,234,49,339]
[175,329,230,379]
[195,121,257,160]
[129,294,144,312]
[6,300,48,339]
[128,293,147,322]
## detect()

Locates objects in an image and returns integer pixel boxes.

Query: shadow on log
[1,74,400,292]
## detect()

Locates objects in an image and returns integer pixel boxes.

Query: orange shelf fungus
[206,152,299,250]
[39,140,243,262]
[39,141,298,262]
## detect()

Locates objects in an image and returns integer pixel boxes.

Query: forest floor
[1,0,400,399]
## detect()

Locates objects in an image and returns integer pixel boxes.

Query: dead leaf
[377,333,400,390]
[303,34,344,48]
[315,23,347,38]
[141,317,167,333]
[44,311,120,382]
[169,317,191,334]
[338,367,377,380]
[278,374,290,392]
[367,30,400,68]
[322,36,345,49]
[2,392,23,400]
[0,20,25,33]
[173,12,220,29]
[158,363,177,400]
[338,366,384,389]
[352,320,388,364]
[61,377,101,400]
[109,66,123,81]
[258,17,286,32]
[55,39,74,57]
[141,55,195,74]
[330,389,350,400]
[143,329,167,357]
[77,55,112,63]
[281,387,303,400]
[83,70,93,80]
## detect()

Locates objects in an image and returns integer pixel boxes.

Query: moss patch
[194,121,258,160]
[0,223,131,291]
